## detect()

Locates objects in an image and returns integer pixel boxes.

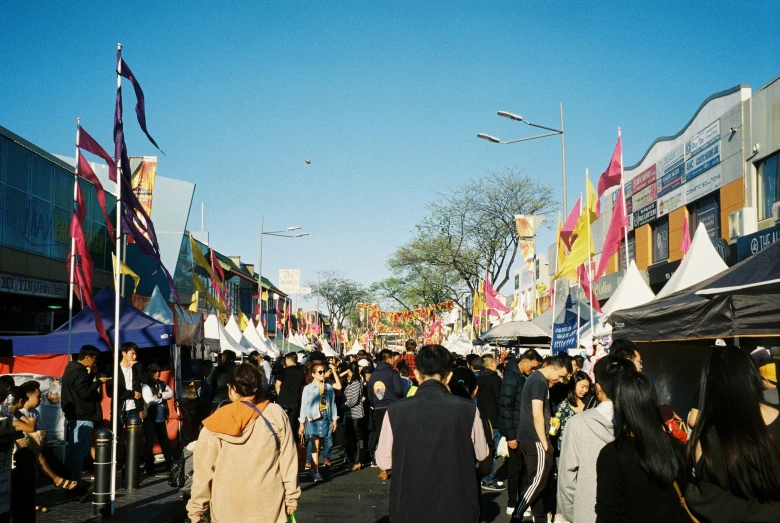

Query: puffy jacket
[498,358,526,439]
[61,361,102,421]
[476,369,501,427]
[368,362,404,410]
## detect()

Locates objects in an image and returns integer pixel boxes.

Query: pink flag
[484,272,511,316]
[561,196,582,248]
[681,214,692,255]
[77,151,115,239]
[578,265,603,313]
[597,136,622,197]
[594,186,628,281]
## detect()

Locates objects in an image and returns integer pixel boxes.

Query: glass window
[53,168,74,210]
[653,217,669,263]
[690,195,720,242]
[758,153,780,221]
[87,221,109,271]
[0,136,6,184]
[618,232,636,270]
[31,155,53,202]
[28,197,52,257]
[78,178,93,219]
[5,141,31,192]
[51,206,71,260]
[4,186,30,251]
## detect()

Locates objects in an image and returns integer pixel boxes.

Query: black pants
[143,419,173,474]
[346,417,364,463]
[281,404,301,445]
[512,441,554,522]
[507,443,526,507]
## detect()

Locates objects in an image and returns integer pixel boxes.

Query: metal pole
[560,102,567,218]
[68,119,80,358]
[585,170,595,333]
[258,215,264,329]
[110,42,123,515]
[618,128,630,266]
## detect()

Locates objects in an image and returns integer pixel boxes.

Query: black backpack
[169,454,186,488]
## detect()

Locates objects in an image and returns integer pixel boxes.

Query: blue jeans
[306,413,333,463]
[482,428,503,482]
[65,419,94,477]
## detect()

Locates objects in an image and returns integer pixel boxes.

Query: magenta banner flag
[76,126,117,183]
[597,136,622,197]
[76,150,115,239]
[681,214,692,255]
[594,186,628,281]
[561,196,582,248]
[578,265,603,314]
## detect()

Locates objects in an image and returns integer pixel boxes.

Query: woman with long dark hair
[685,346,780,522]
[555,370,592,452]
[595,371,691,523]
[298,361,338,482]
[187,364,300,522]
[141,363,173,475]
[343,362,365,471]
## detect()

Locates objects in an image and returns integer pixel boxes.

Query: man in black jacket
[62,345,107,478]
[376,344,489,523]
[107,342,146,434]
[476,354,505,491]
[368,349,403,480]
[205,350,237,406]
[498,348,543,516]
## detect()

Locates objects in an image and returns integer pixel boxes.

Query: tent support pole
[68,119,80,359]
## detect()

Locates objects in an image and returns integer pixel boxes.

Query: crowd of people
[4,334,780,523]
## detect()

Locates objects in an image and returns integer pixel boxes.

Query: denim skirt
[305,410,331,437]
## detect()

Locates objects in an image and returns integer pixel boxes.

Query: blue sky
[1,2,778,302]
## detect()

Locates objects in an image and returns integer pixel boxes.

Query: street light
[478,102,568,213]
[258,216,308,324]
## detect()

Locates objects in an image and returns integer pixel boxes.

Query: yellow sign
[128,157,157,243]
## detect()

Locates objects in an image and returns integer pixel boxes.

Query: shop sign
[552,318,578,354]
[658,186,685,217]
[0,274,67,299]
[685,141,720,181]
[632,164,657,193]
[633,201,658,228]
[632,183,658,210]
[685,120,720,159]
[625,179,633,198]
[658,145,685,196]
[736,224,780,261]
[685,164,722,204]
[612,180,633,203]
[648,259,681,286]
[593,269,625,300]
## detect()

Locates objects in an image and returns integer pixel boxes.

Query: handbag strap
[242,401,280,452]
[672,481,700,523]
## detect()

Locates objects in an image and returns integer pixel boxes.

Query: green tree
[309,270,370,329]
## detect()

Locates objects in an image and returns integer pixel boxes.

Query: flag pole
[585,170,595,338]
[68,119,80,359]
[550,211,560,346]
[110,43,124,514]
[618,128,630,265]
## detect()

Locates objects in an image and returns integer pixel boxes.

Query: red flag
[76,126,117,183]
[597,136,622,197]
[69,213,110,345]
[594,186,628,281]
[681,214,692,255]
[76,150,115,238]
[75,181,86,224]
[578,265,602,313]
[209,249,229,307]
[561,196,582,248]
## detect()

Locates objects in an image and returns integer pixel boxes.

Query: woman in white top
[141,363,174,475]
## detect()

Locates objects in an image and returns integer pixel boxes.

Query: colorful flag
[556,217,578,283]
[76,128,115,238]
[560,196,582,248]
[597,136,622,197]
[127,158,157,244]
[554,213,594,280]
[239,311,250,332]
[515,215,541,277]
[76,125,117,183]
[111,253,141,294]
[472,281,485,325]
[594,185,628,281]
[192,273,226,312]
[190,236,213,278]
[484,270,511,316]
[209,249,229,308]
[578,265,602,313]
[681,214,692,254]
[117,56,163,153]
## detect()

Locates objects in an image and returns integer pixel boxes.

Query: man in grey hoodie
[556,356,633,523]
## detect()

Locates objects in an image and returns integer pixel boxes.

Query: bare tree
[309,270,370,329]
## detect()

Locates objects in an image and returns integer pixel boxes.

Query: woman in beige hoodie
[187,363,301,523]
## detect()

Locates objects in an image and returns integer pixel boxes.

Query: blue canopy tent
[3,287,173,356]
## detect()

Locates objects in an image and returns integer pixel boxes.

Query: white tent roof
[204,313,250,356]
[655,222,728,300]
[347,340,365,355]
[319,338,339,357]
[244,321,279,357]
[143,286,173,325]
[224,315,243,344]
[445,331,474,356]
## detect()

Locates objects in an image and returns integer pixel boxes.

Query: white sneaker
[507,506,516,515]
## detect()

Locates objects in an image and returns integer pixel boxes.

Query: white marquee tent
[346,340,365,355]
[204,313,250,356]
[445,331,475,356]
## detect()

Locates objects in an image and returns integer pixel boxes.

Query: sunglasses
[313,370,325,375]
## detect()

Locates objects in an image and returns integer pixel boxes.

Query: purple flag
[118,57,163,154]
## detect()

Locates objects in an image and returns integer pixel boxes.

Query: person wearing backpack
[187,364,300,523]
[141,364,174,476]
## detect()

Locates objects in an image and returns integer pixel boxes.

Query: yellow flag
[554,217,594,279]
[239,311,250,331]
[112,254,140,294]
[189,291,199,312]
[190,236,213,278]
[556,218,578,283]
[573,176,598,240]
[261,291,269,301]
[193,273,226,312]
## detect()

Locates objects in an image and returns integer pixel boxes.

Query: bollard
[11,447,36,522]
[125,415,143,490]
[93,428,113,517]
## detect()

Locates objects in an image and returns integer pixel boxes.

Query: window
[689,194,720,242]
[653,217,669,263]
[514,273,520,290]
[618,232,636,270]
[758,153,780,221]
[31,155,53,202]
[5,141,30,192]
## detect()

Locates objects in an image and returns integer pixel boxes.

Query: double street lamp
[478,103,568,213]
[258,216,308,309]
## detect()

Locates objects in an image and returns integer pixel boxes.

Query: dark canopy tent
[610,241,780,342]
[476,321,551,346]
[2,287,174,356]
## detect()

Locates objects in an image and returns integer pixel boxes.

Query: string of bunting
[358,300,455,325]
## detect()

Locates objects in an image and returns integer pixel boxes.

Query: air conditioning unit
[729,207,757,239]
[773,202,780,224]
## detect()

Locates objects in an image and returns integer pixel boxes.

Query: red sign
[632,164,657,193]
